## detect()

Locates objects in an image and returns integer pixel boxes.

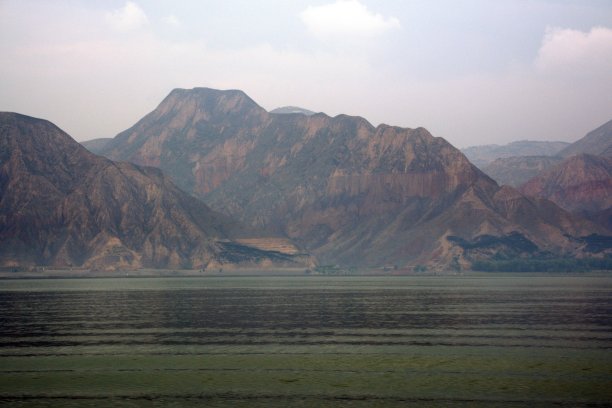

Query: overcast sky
[1,0,611,147]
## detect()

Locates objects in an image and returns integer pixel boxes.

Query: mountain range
[461,140,570,168]
[0,112,313,270]
[91,87,610,269]
[470,119,612,230]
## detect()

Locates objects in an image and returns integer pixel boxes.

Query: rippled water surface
[1,275,611,407]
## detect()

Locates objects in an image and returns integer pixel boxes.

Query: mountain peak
[0,112,72,139]
[0,112,98,193]
[270,106,316,116]
[135,87,269,128]
[100,87,268,168]
[163,87,264,115]
[169,86,252,99]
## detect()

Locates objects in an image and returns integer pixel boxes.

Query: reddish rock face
[519,154,612,228]
[0,112,314,270]
[99,88,610,268]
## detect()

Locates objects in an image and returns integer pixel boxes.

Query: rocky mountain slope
[462,140,569,168]
[99,88,609,269]
[558,119,612,158]
[482,156,563,187]
[519,154,612,230]
[0,112,313,270]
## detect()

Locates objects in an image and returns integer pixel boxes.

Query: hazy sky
[1,0,611,147]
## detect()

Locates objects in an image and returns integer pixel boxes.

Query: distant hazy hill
[483,156,563,187]
[269,106,315,116]
[462,140,570,168]
[97,87,608,269]
[520,154,612,230]
[0,112,313,270]
[558,119,612,158]
[81,137,112,154]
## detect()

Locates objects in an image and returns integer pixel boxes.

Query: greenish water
[0,275,611,407]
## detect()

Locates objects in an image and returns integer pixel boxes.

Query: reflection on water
[0,275,611,406]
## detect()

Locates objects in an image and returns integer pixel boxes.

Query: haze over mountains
[91,87,610,269]
[557,120,612,159]
[0,112,313,270]
[81,137,112,155]
[452,118,612,233]
[464,120,612,215]
[461,141,570,169]
[483,156,563,187]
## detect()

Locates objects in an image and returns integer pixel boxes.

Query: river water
[0,275,611,407]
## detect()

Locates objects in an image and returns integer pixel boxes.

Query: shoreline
[0,269,609,280]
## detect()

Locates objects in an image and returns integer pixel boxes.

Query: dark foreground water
[0,275,611,407]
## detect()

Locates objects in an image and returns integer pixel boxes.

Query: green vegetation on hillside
[314,265,358,275]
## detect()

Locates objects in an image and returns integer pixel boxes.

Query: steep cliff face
[100,88,609,268]
[0,112,313,270]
